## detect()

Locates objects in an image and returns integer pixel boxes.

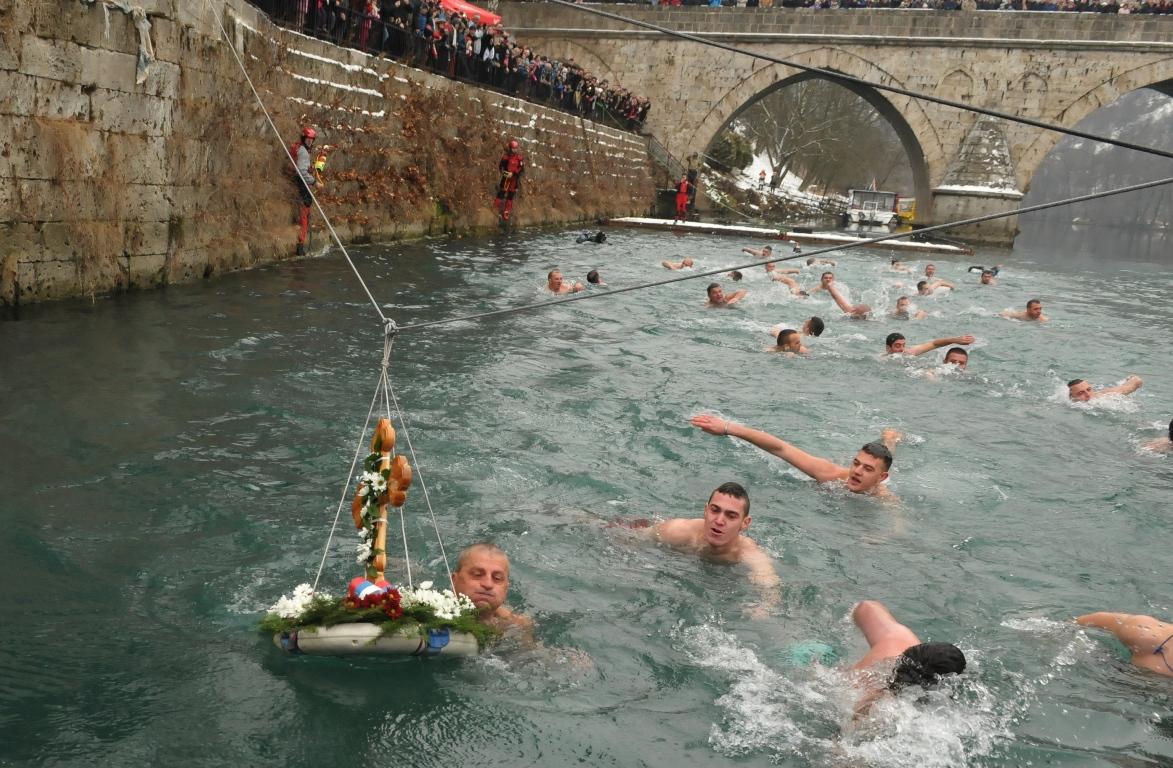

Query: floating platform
[273,623,480,657]
[608,218,972,255]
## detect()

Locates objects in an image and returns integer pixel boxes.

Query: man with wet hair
[892,296,927,320]
[451,542,533,636]
[662,257,694,270]
[727,270,744,282]
[885,332,974,357]
[690,414,901,499]
[640,482,780,617]
[850,600,966,713]
[943,347,969,369]
[547,269,584,294]
[771,328,808,355]
[811,271,836,294]
[768,316,825,339]
[1075,612,1173,677]
[978,270,997,286]
[917,278,955,295]
[1001,298,1048,322]
[707,282,747,308]
[586,269,605,286]
[890,258,911,273]
[1067,375,1143,402]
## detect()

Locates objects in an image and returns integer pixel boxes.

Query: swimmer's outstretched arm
[725,289,748,306]
[1099,375,1143,397]
[691,415,846,482]
[827,283,866,317]
[1076,612,1169,655]
[906,335,974,357]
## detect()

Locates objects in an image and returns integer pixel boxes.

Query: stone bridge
[504,2,1173,242]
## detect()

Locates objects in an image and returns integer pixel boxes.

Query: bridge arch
[1017,59,1173,195]
[689,49,938,215]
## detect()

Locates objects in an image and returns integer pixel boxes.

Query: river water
[1,229,1170,767]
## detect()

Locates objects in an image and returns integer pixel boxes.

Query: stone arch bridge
[504,2,1173,242]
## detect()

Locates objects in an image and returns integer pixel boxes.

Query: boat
[843,189,900,226]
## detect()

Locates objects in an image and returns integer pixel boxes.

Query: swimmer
[744,244,795,272]
[790,240,803,254]
[706,282,747,308]
[1144,420,1172,452]
[768,316,825,339]
[885,332,974,357]
[1067,375,1143,402]
[890,258,911,273]
[827,282,871,319]
[1000,298,1048,322]
[575,230,606,244]
[891,296,927,321]
[1075,612,1173,677]
[636,482,780,618]
[452,543,535,639]
[942,347,968,370]
[967,264,1001,276]
[977,270,997,286]
[771,328,809,355]
[727,270,744,282]
[850,600,967,716]
[807,257,837,267]
[923,263,938,280]
[917,279,955,295]
[811,271,836,294]
[771,274,809,297]
[662,257,694,270]
[547,269,584,294]
[586,269,606,287]
[690,414,902,499]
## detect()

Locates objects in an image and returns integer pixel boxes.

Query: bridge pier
[929,188,1023,247]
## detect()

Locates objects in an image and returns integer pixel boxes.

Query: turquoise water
[1,230,1170,767]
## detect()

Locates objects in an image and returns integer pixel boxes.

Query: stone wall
[0,0,653,305]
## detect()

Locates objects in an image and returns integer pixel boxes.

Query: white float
[273,622,480,657]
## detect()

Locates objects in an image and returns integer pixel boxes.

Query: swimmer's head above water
[885,332,907,353]
[944,347,968,369]
[806,316,825,337]
[848,442,892,493]
[888,642,967,692]
[776,328,801,352]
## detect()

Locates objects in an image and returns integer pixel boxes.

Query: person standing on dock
[495,139,525,223]
[673,174,692,224]
[293,126,319,257]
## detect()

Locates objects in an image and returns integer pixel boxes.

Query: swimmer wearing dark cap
[850,600,967,716]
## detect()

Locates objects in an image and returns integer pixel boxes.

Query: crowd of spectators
[249,0,652,132]
[654,0,1172,11]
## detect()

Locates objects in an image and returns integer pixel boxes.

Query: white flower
[269,583,323,619]
[400,583,476,621]
[355,541,372,563]
[418,581,434,590]
[359,526,372,541]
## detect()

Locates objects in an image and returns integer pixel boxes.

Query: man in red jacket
[495,139,525,222]
[673,174,692,224]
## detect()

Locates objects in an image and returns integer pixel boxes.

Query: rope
[545,0,1173,163]
[393,172,1173,333]
[311,370,385,593]
[383,345,458,594]
[381,333,414,590]
[206,0,388,325]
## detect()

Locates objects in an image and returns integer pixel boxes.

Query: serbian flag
[440,0,502,26]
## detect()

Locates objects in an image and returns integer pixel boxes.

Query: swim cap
[889,642,966,691]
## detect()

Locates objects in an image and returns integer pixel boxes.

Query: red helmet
[302,126,317,140]
[507,139,519,151]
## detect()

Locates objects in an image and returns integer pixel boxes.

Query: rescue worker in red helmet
[293,126,319,256]
[495,139,525,222]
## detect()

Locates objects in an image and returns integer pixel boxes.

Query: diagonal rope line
[311,370,384,593]
[544,0,1173,163]
[382,342,458,594]
[206,0,387,325]
[382,333,414,590]
[392,172,1173,333]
